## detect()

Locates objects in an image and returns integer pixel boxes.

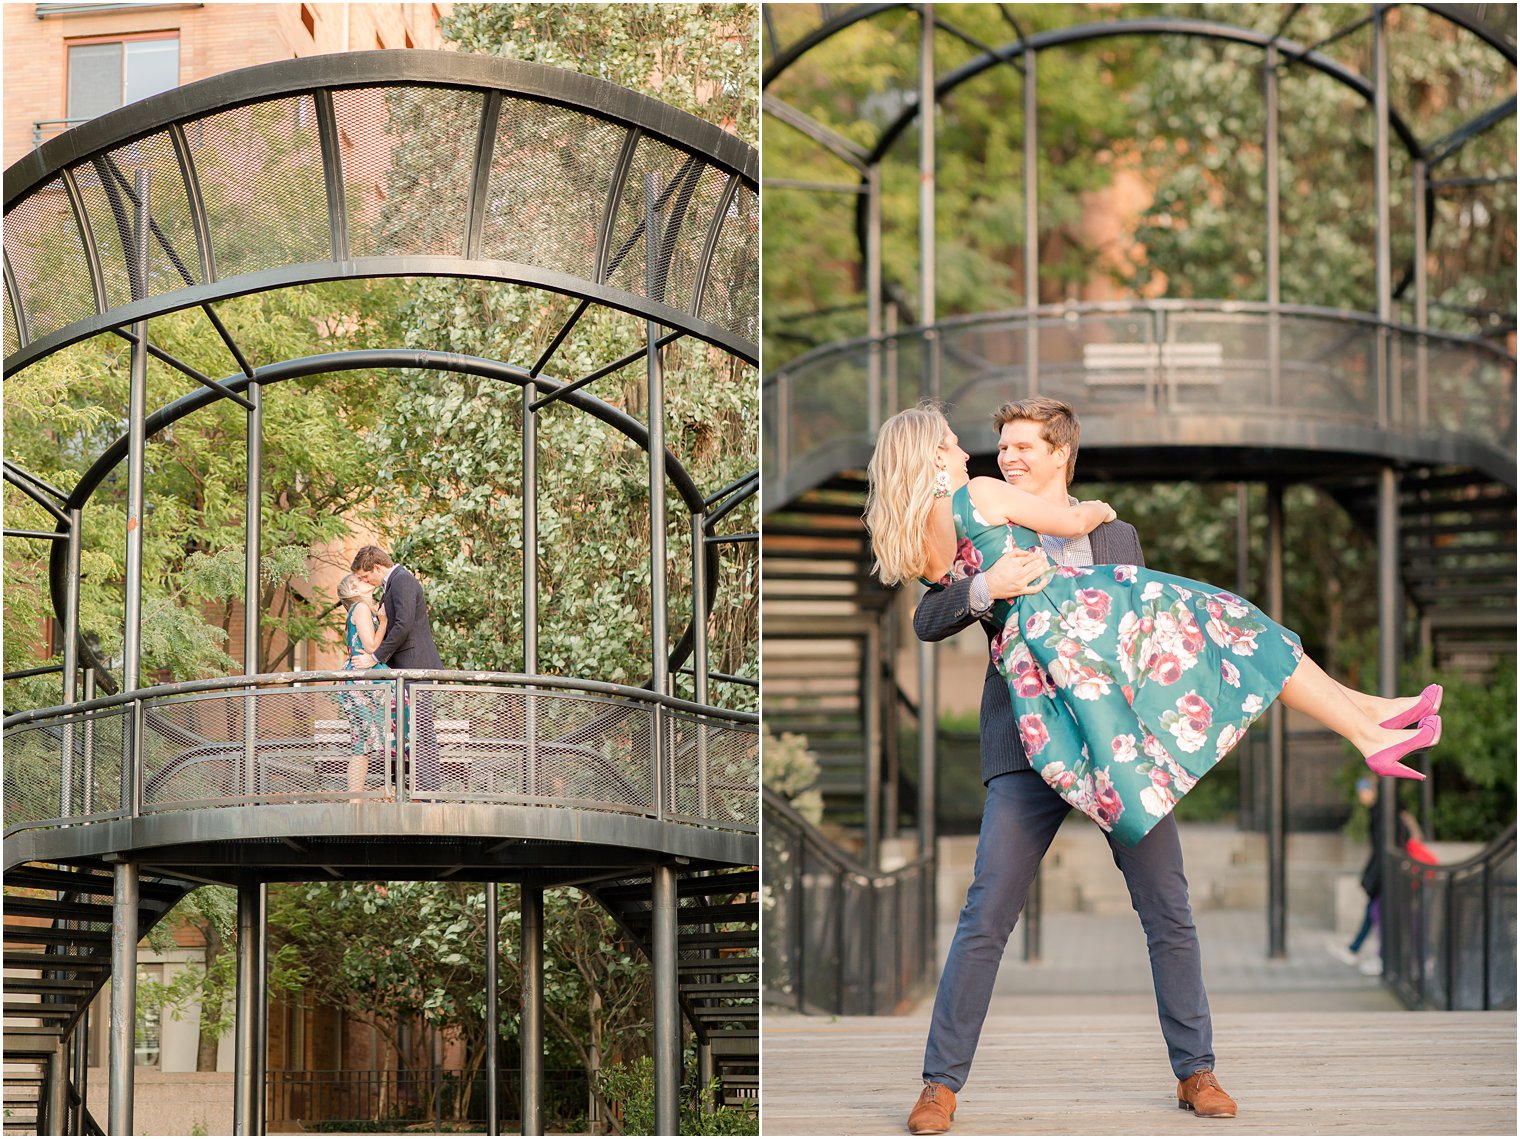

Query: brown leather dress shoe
[908,1082,957,1134]
[1177,1069,1238,1117]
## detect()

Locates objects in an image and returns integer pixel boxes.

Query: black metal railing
[3,670,758,837]
[761,787,935,1016]
[266,1066,590,1130]
[1383,822,1517,1010]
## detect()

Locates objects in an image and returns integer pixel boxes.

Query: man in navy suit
[352,545,443,790]
[906,398,1235,1134]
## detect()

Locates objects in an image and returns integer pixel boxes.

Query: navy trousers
[923,769,1214,1090]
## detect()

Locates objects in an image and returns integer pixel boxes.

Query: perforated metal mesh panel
[414,684,657,812]
[184,95,330,278]
[699,183,758,343]
[482,102,626,277]
[335,86,479,259]
[2,707,125,832]
[666,712,759,829]
[142,684,396,809]
[3,177,97,340]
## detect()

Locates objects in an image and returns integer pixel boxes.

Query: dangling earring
[932,467,952,499]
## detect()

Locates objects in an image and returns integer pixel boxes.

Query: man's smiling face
[997,418,1068,498]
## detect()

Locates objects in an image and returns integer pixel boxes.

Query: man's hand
[984,546,1052,599]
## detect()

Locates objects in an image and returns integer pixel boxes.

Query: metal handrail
[3,671,758,838]
[761,787,936,1016]
[1383,821,1517,1011]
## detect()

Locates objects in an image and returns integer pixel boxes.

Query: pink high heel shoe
[1378,683,1443,729]
[1364,713,1440,780]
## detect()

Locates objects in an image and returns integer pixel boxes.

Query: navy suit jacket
[913,519,1145,784]
[373,565,443,670]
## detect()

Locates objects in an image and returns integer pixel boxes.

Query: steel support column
[71,1005,89,1136]
[46,1043,67,1137]
[1376,466,1402,978]
[1413,158,1429,427]
[1373,5,1393,425]
[233,883,264,1135]
[692,512,711,816]
[651,864,681,1136]
[1023,47,1039,395]
[521,885,544,1136]
[1264,44,1281,405]
[122,174,149,820]
[919,5,937,397]
[486,882,499,1136]
[61,507,81,816]
[254,884,267,1137]
[646,177,671,835]
[1266,484,1286,958]
[866,164,883,428]
[523,378,539,794]
[108,861,138,1138]
[243,379,262,799]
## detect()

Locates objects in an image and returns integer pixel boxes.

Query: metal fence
[762,788,935,1016]
[1383,823,1517,1011]
[3,670,758,836]
[763,302,1517,503]
[267,1066,590,1130]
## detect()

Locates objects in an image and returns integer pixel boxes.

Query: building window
[67,35,180,122]
[301,4,315,38]
[135,964,163,1068]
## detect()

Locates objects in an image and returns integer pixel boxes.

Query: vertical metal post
[651,865,680,1136]
[244,379,262,800]
[870,619,892,844]
[233,883,261,1134]
[82,668,96,815]
[914,636,934,880]
[61,508,81,818]
[47,1043,68,1136]
[123,173,149,820]
[1023,47,1040,395]
[1373,5,1393,426]
[692,513,711,817]
[866,164,883,429]
[1376,466,1401,978]
[254,883,267,1137]
[523,380,539,796]
[521,886,544,1136]
[885,302,900,413]
[1266,484,1286,958]
[72,1004,90,1136]
[486,883,499,1136]
[919,5,938,398]
[1413,158,1429,426]
[647,176,671,818]
[1264,44,1281,406]
[1235,484,1250,599]
[108,861,138,1138]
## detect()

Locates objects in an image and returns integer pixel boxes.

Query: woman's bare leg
[1279,655,1418,756]
[1333,680,1421,723]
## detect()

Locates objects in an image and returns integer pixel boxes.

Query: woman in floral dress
[865,405,1441,848]
[337,572,390,798]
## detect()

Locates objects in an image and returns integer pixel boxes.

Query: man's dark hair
[351,545,394,573]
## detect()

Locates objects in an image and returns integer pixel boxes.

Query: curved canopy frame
[3,50,759,709]
[762,3,1516,334]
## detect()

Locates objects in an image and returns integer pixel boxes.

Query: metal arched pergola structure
[4,51,758,1136]
[760,4,1514,1014]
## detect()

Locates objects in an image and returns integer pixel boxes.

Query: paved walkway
[763,909,1516,1134]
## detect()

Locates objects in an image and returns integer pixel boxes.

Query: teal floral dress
[340,606,390,756]
[931,484,1304,847]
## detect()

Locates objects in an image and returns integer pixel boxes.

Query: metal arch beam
[762,3,908,88]
[762,95,871,172]
[846,18,1432,307]
[1420,3,1518,64]
[3,256,756,377]
[1424,96,1518,167]
[6,50,755,208]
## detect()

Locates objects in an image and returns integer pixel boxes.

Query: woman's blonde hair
[864,403,949,586]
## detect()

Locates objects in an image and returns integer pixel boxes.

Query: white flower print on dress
[1242,693,1264,715]
[1111,734,1139,763]
[1142,581,1164,602]
[1041,759,1077,791]
[1140,783,1177,818]
[1113,565,1137,583]
[1025,610,1052,638]
[1221,660,1241,688]
[1214,722,1245,758]
[1069,665,1112,701]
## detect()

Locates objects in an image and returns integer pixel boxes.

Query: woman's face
[936,427,970,478]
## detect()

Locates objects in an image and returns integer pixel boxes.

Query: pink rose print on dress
[947,537,983,582]
[1041,759,1077,791]
[1113,565,1136,583]
[1111,733,1139,763]
[1140,779,1178,818]
[1008,643,1052,699]
[990,621,1017,664]
[1024,610,1052,638]
[1055,565,1085,578]
[1149,652,1185,685]
[1221,660,1241,688]
[1164,691,1212,754]
[1214,722,1246,758]
[1121,684,1135,705]
[1092,769,1124,830]
[1178,692,1214,729]
[1069,664,1113,701]
[1020,713,1051,756]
